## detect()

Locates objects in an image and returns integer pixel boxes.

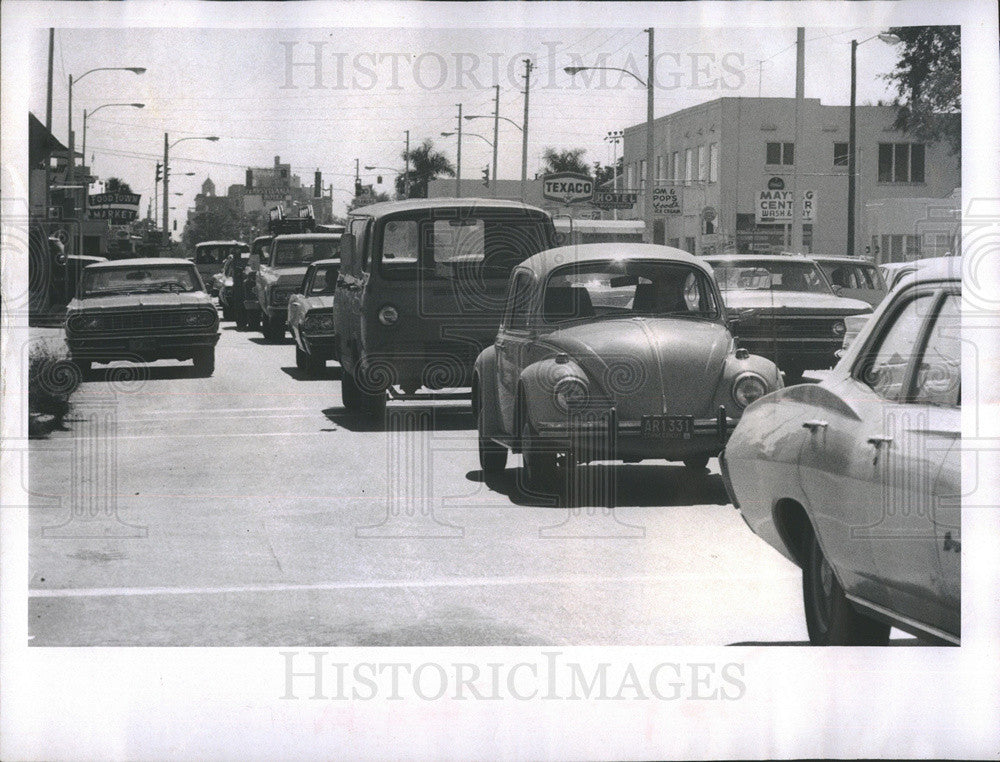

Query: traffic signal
[482,165,490,187]
[355,178,363,196]
[155,162,162,183]
[314,171,322,197]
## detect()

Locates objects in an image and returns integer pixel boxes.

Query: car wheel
[342,367,385,419]
[802,532,890,646]
[782,363,805,384]
[72,358,92,377]
[520,416,558,491]
[478,404,508,476]
[222,305,234,321]
[263,316,285,342]
[192,348,215,377]
[682,455,710,471]
[305,353,326,374]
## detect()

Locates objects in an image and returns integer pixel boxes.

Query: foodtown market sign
[542,172,594,204]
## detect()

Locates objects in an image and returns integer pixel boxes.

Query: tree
[540,147,589,176]
[883,26,960,155]
[182,206,240,248]
[592,160,621,188]
[396,139,456,198]
[104,177,134,194]
[348,191,391,213]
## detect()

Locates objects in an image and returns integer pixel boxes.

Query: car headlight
[378,305,399,325]
[554,376,589,411]
[732,372,768,409]
[184,310,217,327]
[69,314,103,331]
[302,312,335,331]
[832,319,846,336]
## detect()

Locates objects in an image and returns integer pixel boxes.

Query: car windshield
[195,244,246,265]
[542,260,720,323]
[711,260,830,294]
[82,265,201,296]
[273,238,339,266]
[307,264,339,295]
[819,262,883,290]
[379,210,553,280]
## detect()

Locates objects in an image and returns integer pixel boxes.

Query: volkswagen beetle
[473,243,782,489]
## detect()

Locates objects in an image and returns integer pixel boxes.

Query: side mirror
[831,285,844,296]
[726,316,740,332]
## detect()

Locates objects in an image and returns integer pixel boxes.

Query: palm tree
[540,147,590,175]
[104,177,134,194]
[396,139,456,198]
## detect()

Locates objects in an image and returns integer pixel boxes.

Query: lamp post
[66,66,145,254]
[442,131,492,148]
[565,28,654,241]
[604,129,623,220]
[364,165,403,196]
[82,103,144,178]
[847,32,900,256]
[163,134,219,248]
[462,85,505,197]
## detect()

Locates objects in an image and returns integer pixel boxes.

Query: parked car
[64,258,220,376]
[287,258,340,374]
[474,243,782,490]
[720,257,961,645]
[192,240,249,295]
[334,198,557,418]
[256,233,341,342]
[704,255,872,382]
[217,251,250,322]
[810,255,887,307]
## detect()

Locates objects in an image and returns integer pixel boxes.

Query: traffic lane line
[29,572,789,598]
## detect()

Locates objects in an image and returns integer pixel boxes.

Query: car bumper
[67,331,219,360]
[301,333,337,358]
[533,407,736,461]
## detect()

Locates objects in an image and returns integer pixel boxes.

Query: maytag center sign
[542,172,594,204]
[756,189,815,223]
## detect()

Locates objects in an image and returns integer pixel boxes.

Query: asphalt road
[28,318,813,646]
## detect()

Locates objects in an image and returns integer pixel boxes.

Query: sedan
[721,257,961,645]
[474,243,782,492]
[287,258,339,374]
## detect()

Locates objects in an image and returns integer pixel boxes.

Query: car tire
[342,367,385,419]
[478,404,508,476]
[295,346,309,371]
[520,416,558,491]
[73,358,92,377]
[263,315,285,342]
[802,532,890,646]
[306,353,326,374]
[682,455,710,471]
[222,305,234,321]
[192,348,215,377]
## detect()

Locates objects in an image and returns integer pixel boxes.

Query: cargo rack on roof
[267,205,316,235]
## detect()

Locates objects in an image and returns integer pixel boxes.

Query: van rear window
[378,211,553,280]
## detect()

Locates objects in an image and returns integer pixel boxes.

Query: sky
[31,24,902,217]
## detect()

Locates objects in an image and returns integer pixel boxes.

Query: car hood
[299,295,335,311]
[541,317,732,418]
[719,290,871,314]
[261,266,309,287]
[67,292,212,312]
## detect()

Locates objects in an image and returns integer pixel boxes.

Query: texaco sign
[542,172,594,204]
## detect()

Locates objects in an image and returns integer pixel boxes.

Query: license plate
[641,415,694,439]
[128,338,156,352]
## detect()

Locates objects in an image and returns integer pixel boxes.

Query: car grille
[773,316,842,336]
[70,310,214,332]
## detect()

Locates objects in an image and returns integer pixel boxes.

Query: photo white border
[2,1,998,759]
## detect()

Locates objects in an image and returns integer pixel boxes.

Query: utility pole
[162,133,170,248]
[790,27,805,252]
[847,39,859,257]
[455,103,463,197]
[644,27,655,243]
[521,58,533,202]
[491,84,500,198]
[404,130,411,199]
[45,29,54,130]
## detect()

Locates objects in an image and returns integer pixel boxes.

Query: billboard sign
[653,186,681,215]
[756,189,815,223]
[542,172,594,204]
[88,191,141,223]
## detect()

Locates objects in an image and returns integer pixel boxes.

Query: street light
[847,32,900,257]
[565,28,655,241]
[441,131,493,148]
[162,134,219,246]
[467,107,520,199]
[604,130,624,220]
[82,103,144,177]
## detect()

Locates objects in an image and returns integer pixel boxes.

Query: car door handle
[802,419,828,431]
[866,435,893,447]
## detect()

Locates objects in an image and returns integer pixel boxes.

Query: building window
[684,236,696,254]
[627,164,634,189]
[639,159,647,191]
[877,233,922,262]
[697,145,707,182]
[709,143,719,183]
[655,155,663,185]
[684,149,693,183]
[833,142,849,167]
[766,142,794,165]
[670,152,678,182]
[878,143,926,183]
